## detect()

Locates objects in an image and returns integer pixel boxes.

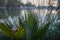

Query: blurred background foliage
[0,0,60,40]
[0,9,60,40]
[0,10,51,40]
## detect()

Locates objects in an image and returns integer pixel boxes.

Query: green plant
[0,18,25,40]
[0,10,50,40]
[31,22,50,40]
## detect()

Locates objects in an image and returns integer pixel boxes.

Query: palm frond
[14,26,25,39]
[31,22,50,40]
[13,18,26,39]
[27,10,38,30]
[0,23,12,37]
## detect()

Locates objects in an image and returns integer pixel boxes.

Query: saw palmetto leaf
[14,26,25,39]
[27,10,38,32]
[31,22,50,40]
[13,18,26,39]
[0,23,12,37]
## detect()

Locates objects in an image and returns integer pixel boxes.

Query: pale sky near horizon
[21,0,27,4]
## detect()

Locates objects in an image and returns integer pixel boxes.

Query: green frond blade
[0,23,12,37]
[14,26,25,39]
[31,22,50,40]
